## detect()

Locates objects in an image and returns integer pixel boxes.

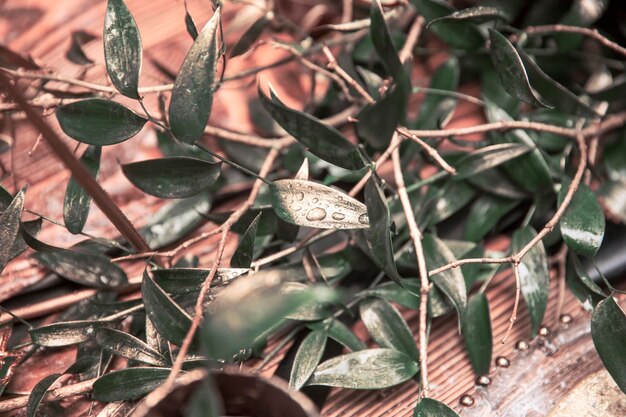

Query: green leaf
[33,250,128,288]
[184,9,198,40]
[464,194,519,242]
[412,0,484,50]
[202,272,336,359]
[412,57,459,130]
[308,349,418,389]
[56,99,147,145]
[511,226,549,336]
[27,374,61,417]
[428,6,508,26]
[270,179,369,230]
[0,187,25,274]
[152,267,249,294]
[230,16,268,58]
[370,0,401,76]
[64,145,101,234]
[413,398,459,417]
[122,157,221,199]
[30,320,104,347]
[364,177,403,286]
[591,296,626,394]
[231,213,261,268]
[558,179,605,258]
[95,328,170,366]
[282,282,334,321]
[307,319,366,352]
[455,143,531,180]
[10,218,42,261]
[289,330,327,390]
[104,0,142,99]
[426,181,476,226]
[488,29,550,108]
[142,270,193,346]
[462,293,492,375]
[259,86,364,171]
[423,234,467,317]
[169,7,221,145]
[360,298,419,362]
[92,367,171,402]
[357,279,420,309]
[566,253,605,309]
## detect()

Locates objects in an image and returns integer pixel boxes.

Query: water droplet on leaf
[306,207,327,221]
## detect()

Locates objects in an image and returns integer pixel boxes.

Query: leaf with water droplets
[591,295,626,394]
[95,328,170,366]
[289,330,327,390]
[33,250,128,288]
[413,398,459,417]
[462,293,492,375]
[307,348,418,389]
[122,157,221,199]
[30,320,104,347]
[104,0,142,99]
[231,213,261,268]
[0,187,25,274]
[169,7,221,144]
[511,226,549,337]
[56,99,147,146]
[270,179,369,230]
[64,145,101,234]
[558,179,605,258]
[92,367,171,402]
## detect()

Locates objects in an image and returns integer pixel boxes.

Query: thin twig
[502,262,522,344]
[398,15,425,63]
[0,378,95,413]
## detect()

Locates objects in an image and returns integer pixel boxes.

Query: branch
[0,378,95,413]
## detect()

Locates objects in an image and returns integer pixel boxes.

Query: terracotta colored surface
[0,1,602,416]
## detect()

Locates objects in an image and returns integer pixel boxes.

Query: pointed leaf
[153,267,249,294]
[33,250,128,288]
[259,87,364,171]
[27,374,61,417]
[169,7,221,144]
[0,187,25,274]
[511,226,549,336]
[289,330,327,390]
[558,179,605,258]
[270,179,369,230]
[566,253,605,309]
[428,6,508,26]
[370,0,401,76]
[360,298,419,362]
[104,0,142,99]
[455,143,531,180]
[56,99,147,145]
[184,10,199,40]
[308,349,418,389]
[307,319,366,352]
[413,398,459,417]
[122,157,221,198]
[412,0,484,50]
[358,279,421,309]
[464,194,519,242]
[142,270,193,346]
[64,145,101,234]
[488,29,551,108]
[95,328,170,366]
[92,367,171,402]
[462,293,492,375]
[30,320,104,347]
[591,296,626,394]
[230,16,268,58]
[231,213,261,268]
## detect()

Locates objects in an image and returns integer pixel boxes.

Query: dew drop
[538,326,551,337]
[476,375,491,386]
[559,314,572,325]
[459,394,475,407]
[99,275,110,285]
[295,192,305,201]
[358,213,369,224]
[515,340,529,351]
[332,212,345,221]
[312,198,319,203]
[306,207,327,221]
[495,356,510,368]
[293,206,302,212]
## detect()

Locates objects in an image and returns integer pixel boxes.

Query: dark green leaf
[184,10,198,40]
[95,327,170,366]
[413,57,459,130]
[307,319,366,352]
[558,179,605,258]
[259,86,364,171]
[231,213,261,268]
[64,145,101,234]
[462,293,492,375]
[467,167,527,200]
[464,194,519,241]
[56,99,147,145]
[488,29,550,108]
[598,179,626,225]
[455,143,531,180]
[308,349,418,389]
[153,267,249,294]
[169,7,221,144]
[364,178,403,286]
[66,31,96,65]
[230,16,268,58]
[423,234,467,317]
[370,0,401,76]
[27,374,61,417]
[428,6,508,26]
[413,398,459,417]
[566,253,605,309]
[0,187,25,274]
[30,320,104,347]
[525,111,573,152]
[511,226,549,336]
[412,0,484,50]
[142,270,193,346]
[122,157,221,198]
[289,330,327,390]
[360,298,419,362]
[282,282,333,321]
[270,179,369,230]
[426,181,476,226]
[33,250,128,288]
[104,0,142,99]
[10,218,42,261]
[92,367,171,402]
[591,296,626,394]
[357,279,420,309]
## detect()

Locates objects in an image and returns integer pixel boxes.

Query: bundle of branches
[1,0,626,416]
